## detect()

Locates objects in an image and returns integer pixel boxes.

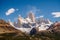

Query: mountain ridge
[0,19,60,40]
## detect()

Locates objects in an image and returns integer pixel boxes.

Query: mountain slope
[0,19,20,33]
[0,19,27,40]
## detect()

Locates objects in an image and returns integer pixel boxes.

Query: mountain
[8,19,15,27]
[8,16,53,33]
[35,21,60,40]
[48,21,60,32]
[36,17,53,24]
[0,19,19,33]
[0,19,60,40]
[0,19,26,40]
[7,13,53,34]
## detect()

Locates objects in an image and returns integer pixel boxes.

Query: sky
[0,0,60,22]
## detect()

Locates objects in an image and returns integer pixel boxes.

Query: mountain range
[8,16,53,33]
[0,19,60,40]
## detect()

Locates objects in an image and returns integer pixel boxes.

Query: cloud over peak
[52,12,60,18]
[6,8,16,16]
[36,15,44,18]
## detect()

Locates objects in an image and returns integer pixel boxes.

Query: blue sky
[0,0,60,22]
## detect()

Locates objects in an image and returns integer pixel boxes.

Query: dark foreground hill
[0,19,60,40]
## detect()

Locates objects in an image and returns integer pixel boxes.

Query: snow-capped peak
[8,14,53,34]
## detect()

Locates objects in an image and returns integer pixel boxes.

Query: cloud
[6,8,18,16]
[52,12,60,18]
[27,6,40,14]
[36,15,44,18]
[30,6,40,13]
[39,16,44,18]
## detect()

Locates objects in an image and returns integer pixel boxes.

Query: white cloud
[30,6,40,13]
[52,12,60,18]
[6,8,16,16]
[27,6,40,14]
[39,16,44,18]
[36,15,44,18]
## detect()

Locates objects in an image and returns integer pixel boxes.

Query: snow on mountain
[15,27,32,34]
[8,19,15,27]
[36,17,53,24]
[38,22,50,31]
[25,17,32,23]
[36,17,53,31]
[9,18,52,33]
[8,13,53,33]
